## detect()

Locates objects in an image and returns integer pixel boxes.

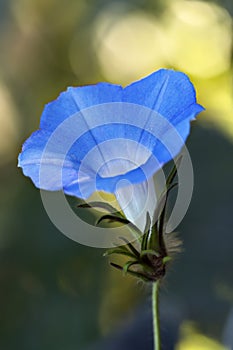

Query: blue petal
[40,83,123,130]
[123,69,204,167]
[18,69,204,201]
[124,69,204,123]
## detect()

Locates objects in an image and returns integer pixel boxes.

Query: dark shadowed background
[0,0,233,349]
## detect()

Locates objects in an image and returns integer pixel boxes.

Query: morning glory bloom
[18,69,204,232]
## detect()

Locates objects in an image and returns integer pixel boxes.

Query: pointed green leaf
[140,214,151,251]
[144,212,151,236]
[77,201,123,215]
[162,256,172,264]
[96,214,129,226]
[123,261,139,275]
[110,262,123,271]
[119,237,140,258]
[153,182,178,228]
[147,221,160,252]
[103,249,137,259]
[141,227,150,252]
[166,155,182,187]
[140,249,160,258]
[110,262,152,282]
[156,165,180,256]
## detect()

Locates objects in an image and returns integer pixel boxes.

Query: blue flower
[18,69,204,231]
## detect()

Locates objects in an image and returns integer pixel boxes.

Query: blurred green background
[0,0,233,349]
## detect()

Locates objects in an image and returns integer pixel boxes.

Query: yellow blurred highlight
[93,0,233,142]
[196,73,233,142]
[12,0,86,32]
[0,83,19,164]
[163,1,232,78]
[176,322,228,350]
[93,5,166,84]
[93,1,232,83]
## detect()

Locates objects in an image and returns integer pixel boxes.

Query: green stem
[152,281,161,350]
